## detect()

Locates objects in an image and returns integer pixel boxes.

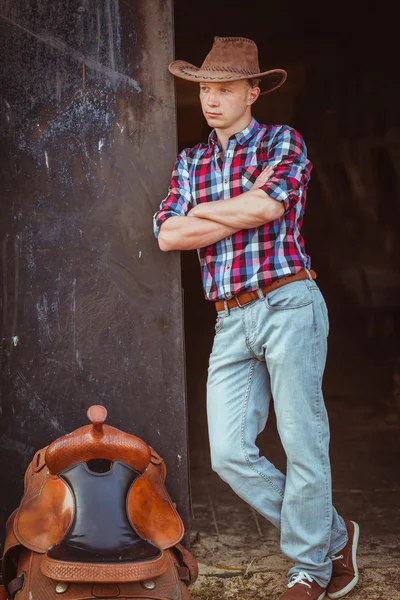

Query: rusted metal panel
[0,0,188,542]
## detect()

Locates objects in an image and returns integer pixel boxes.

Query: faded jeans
[207,278,348,587]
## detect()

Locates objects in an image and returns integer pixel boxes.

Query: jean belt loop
[257,288,265,301]
[305,268,313,281]
[223,299,230,316]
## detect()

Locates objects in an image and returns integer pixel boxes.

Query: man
[153,37,359,600]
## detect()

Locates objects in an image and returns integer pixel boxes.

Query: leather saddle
[1,406,197,599]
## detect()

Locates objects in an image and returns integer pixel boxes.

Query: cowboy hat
[168,36,287,95]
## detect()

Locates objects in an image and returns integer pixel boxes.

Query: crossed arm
[158,166,284,251]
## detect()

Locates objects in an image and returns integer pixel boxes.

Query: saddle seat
[7,406,184,584]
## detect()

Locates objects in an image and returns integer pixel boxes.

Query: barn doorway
[173,2,400,597]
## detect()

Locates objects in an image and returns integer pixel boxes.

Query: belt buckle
[234,294,245,308]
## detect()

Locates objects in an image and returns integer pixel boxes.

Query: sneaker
[280,572,326,599]
[327,520,360,599]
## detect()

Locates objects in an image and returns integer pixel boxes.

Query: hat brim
[168,60,287,95]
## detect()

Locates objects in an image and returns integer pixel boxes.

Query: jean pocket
[266,281,313,311]
[215,314,225,334]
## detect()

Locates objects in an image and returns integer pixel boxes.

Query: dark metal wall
[0,0,188,540]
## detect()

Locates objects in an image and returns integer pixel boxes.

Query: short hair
[249,78,261,88]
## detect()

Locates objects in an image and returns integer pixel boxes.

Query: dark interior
[173,0,400,546]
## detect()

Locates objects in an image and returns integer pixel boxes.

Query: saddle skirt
[1,406,196,599]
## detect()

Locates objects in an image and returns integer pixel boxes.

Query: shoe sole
[328,521,360,599]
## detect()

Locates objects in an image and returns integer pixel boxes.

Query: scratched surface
[0,0,188,543]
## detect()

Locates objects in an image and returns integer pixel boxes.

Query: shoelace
[288,572,314,589]
[331,554,344,562]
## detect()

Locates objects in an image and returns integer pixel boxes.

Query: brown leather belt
[215,269,317,312]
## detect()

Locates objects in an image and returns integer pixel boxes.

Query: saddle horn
[87,404,108,434]
[45,405,151,474]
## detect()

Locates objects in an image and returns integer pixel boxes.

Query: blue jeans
[207,279,348,587]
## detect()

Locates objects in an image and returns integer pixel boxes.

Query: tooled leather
[40,550,169,582]
[45,424,152,475]
[5,407,195,598]
[20,549,193,599]
[127,462,184,550]
[15,475,73,553]
[91,582,120,597]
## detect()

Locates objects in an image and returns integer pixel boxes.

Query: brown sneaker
[327,520,360,599]
[280,572,326,599]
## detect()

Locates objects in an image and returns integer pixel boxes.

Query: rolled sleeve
[260,126,312,212]
[153,150,193,239]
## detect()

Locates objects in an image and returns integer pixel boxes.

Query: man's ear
[247,86,260,106]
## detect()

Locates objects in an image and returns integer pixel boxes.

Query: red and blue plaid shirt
[153,118,313,302]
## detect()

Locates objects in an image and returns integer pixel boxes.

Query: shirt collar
[208,117,260,149]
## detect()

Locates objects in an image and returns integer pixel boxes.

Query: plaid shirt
[153,118,312,302]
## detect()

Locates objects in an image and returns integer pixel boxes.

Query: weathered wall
[0,0,189,539]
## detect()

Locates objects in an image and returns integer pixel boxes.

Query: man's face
[199,80,258,130]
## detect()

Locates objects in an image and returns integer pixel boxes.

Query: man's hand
[251,165,274,190]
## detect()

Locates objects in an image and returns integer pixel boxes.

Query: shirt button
[226,292,232,298]
[227,236,231,240]
[224,178,228,185]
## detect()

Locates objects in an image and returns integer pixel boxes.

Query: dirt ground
[189,531,400,599]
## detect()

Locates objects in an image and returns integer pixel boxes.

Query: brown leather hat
[169,36,287,96]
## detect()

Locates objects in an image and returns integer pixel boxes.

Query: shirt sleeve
[153,150,193,239]
[259,126,313,212]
